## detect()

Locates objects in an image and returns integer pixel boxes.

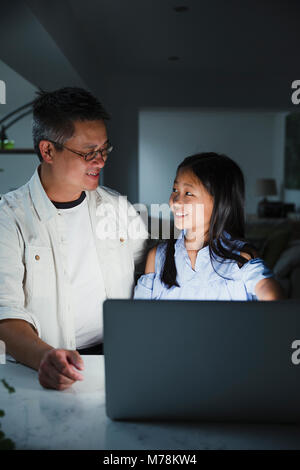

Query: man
[0,87,148,390]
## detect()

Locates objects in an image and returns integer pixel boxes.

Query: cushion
[273,240,300,278]
[261,227,292,269]
[245,221,290,252]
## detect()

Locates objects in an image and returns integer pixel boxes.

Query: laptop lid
[103,299,300,423]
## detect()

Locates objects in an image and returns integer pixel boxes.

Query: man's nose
[93,153,105,167]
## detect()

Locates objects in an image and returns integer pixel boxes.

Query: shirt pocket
[102,237,134,273]
[108,239,135,293]
[119,238,134,272]
[24,245,55,304]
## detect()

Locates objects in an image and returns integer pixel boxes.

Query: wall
[102,73,295,205]
[138,109,288,215]
[0,60,297,206]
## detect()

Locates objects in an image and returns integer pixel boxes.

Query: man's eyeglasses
[47,139,113,162]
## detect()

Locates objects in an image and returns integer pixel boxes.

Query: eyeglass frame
[47,139,113,162]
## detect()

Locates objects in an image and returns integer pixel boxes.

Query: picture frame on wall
[284,113,300,190]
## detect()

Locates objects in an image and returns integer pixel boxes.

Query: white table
[1,356,300,450]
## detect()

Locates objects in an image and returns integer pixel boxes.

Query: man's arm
[0,207,84,390]
[0,319,84,390]
[0,319,53,369]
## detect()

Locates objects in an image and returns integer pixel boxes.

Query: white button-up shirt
[0,166,148,350]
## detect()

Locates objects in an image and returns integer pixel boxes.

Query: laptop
[103,299,300,423]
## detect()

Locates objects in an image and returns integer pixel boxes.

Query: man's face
[50,119,108,193]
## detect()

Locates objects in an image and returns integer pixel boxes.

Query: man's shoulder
[96,185,131,207]
[97,185,122,198]
[0,182,30,215]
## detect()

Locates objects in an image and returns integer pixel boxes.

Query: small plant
[0,379,16,450]
[1,379,15,394]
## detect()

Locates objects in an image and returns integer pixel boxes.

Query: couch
[245,218,300,299]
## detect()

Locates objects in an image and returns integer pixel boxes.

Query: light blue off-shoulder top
[134,230,273,301]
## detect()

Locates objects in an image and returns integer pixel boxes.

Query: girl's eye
[172,188,193,196]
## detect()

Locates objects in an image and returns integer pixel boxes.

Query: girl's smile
[169,168,214,247]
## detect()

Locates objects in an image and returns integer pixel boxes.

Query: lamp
[255,178,277,198]
[0,101,33,149]
[255,178,285,218]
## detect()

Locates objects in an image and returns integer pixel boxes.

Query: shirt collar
[28,165,58,222]
[175,229,210,272]
[28,165,103,222]
[174,229,185,251]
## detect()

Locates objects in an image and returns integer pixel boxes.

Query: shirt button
[120,237,125,243]
[35,255,40,261]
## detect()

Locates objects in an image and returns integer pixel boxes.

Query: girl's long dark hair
[161,152,256,289]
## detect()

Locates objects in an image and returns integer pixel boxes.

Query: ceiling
[0,0,300,98]
[27,0,300,77]
[1,0,299,202]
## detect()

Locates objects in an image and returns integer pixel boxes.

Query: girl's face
[169,168,214,237]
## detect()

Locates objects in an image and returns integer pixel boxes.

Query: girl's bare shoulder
[145,245,158,274]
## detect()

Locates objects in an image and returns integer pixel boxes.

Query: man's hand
[38,349,85,391]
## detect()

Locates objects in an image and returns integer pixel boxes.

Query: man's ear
[39,140,54,164]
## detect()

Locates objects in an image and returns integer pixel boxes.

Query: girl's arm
[239,251,285,301]
[255,277,286,300]
[144,246,157,274]
[133,246,158,300]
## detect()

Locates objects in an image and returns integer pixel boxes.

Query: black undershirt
[51,191,86,209]
[38,164,86,209]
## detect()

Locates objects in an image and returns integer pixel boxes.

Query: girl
[134,152,284,301]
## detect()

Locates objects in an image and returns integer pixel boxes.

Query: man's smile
[86,170,101,179]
